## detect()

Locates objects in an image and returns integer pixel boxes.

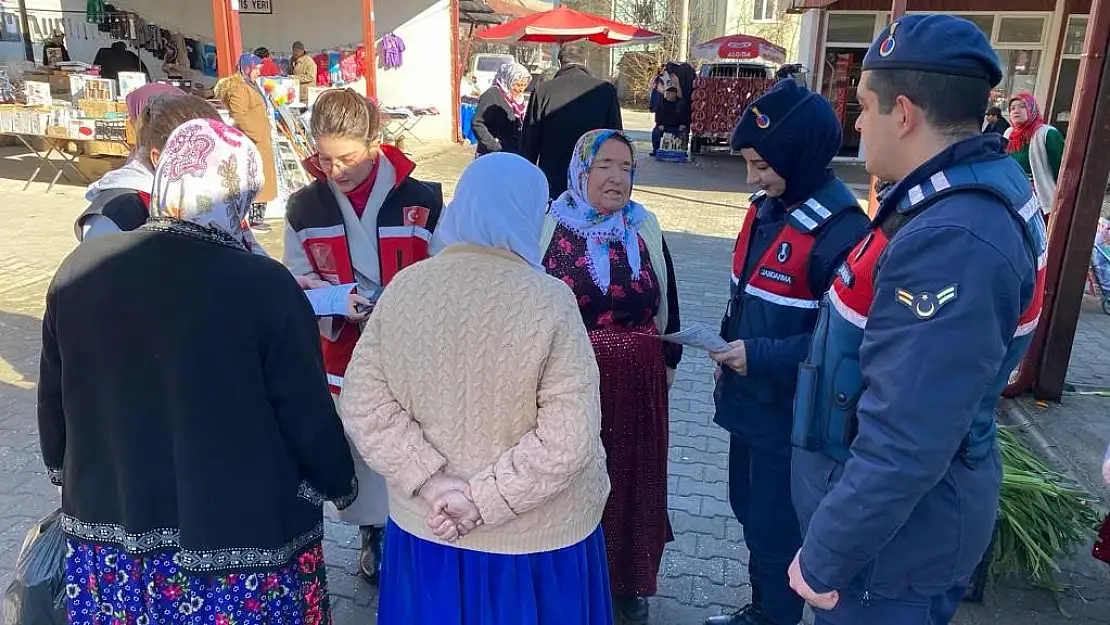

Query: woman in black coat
[472,62,532,157]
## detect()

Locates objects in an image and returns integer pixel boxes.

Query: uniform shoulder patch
[895,284,958,320]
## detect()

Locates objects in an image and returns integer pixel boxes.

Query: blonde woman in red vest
[283,88,444,585]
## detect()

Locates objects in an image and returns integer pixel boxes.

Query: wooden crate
[78,99,114,118]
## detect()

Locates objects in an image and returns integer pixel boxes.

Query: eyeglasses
[318,148,371,173]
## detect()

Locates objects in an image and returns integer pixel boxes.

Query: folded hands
[419,473,484,542]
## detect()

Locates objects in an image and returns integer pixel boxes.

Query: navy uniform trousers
[812,585,965,624]
[728,437,803,625]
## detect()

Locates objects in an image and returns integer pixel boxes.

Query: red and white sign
[691,35,787,65]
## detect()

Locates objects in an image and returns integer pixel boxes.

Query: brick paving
[0,142,1107,624]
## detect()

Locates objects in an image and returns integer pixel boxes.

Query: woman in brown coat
[215,52,278,226]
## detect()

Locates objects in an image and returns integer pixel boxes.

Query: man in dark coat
[94,41,148,81]
[520,43,623,199]
[982,105,1010,137]
[650,86,688,156]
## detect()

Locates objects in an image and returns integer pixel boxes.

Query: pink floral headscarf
[150,118,264,249]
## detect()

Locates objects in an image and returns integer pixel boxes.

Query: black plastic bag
[3,509,67,625]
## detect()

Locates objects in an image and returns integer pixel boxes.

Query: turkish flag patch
[403,205,430,228]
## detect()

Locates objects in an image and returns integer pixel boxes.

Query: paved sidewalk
[0,143,1107,624]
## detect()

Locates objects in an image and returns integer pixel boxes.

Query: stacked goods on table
[0,72,133,158]
[689,76,774,139]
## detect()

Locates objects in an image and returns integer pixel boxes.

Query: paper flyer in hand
[650,324,731,353]
[305,283,358,317]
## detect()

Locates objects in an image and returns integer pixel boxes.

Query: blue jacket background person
[706,78,869,625]
[788,15,1047,625]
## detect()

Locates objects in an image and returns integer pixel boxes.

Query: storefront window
[820,48,864,157]
[826,14,877,44]
[990,49,1041,109]
[1064,16,1088,56]
[995,16,1046,45]
[963,14,995,38]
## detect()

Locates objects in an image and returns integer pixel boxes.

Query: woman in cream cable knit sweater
[338,152,613,625]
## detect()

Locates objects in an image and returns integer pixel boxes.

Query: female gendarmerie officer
[705,75,869,625]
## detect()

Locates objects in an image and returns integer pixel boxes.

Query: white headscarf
[430,152,549,269]
[494,62,531,118]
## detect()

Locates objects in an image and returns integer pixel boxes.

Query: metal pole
[1031,0,1110,399]
[16,0,33,63]
[212,0,233,77]
[678,0,691,61]
[451,0,461,142]
[363,0,378,99]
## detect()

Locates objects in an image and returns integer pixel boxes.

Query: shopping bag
[325,439,388,527]
[2,509,67,625]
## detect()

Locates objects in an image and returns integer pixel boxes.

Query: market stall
[0,65,146,192]
[687,35,785,158]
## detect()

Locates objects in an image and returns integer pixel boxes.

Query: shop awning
[785,0,840,13]
[460,0,504,26]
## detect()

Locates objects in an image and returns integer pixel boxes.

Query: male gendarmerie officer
[788,15,1047,624]
[706,77,869,625]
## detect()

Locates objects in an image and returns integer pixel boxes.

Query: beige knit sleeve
[468,290,604,527]
[338,311,448,496]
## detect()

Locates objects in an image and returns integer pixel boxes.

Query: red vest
[731,199,821,309]
[286,146,443,394]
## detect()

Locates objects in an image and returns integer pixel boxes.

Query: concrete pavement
[0,140,1107,624]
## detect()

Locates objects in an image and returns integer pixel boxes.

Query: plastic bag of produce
[1103,442,1110,485]
[2,509,67,625]
[1094,444,1110,564]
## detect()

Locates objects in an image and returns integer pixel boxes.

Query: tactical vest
[717,179,859,415]
[792,159,1048,464]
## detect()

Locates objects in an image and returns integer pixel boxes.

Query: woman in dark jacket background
[472,61,532,157]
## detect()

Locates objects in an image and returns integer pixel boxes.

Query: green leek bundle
[993,427,1104,587]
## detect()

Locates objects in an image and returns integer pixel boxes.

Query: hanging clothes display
[86,0,106,23]
[339,50,361,84]
[313,53,330,87]
[379,33,404,69]
[327,51,342,85]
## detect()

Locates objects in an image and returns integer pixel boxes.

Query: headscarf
[86,85,187,204]
[126,83,184,122]
[549,129,647,292]
[729,78,841,208]
[238,52,262,78]
[149,118,264,250]
[1006,92,1045,154]
[494,62,531,119]
[429,152,549,268]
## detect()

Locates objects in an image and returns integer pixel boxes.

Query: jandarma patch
[752,106,770,129]
[759,267,793,285]
[879,21,899,57]
[895,284,957,320]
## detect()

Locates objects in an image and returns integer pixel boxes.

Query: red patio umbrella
[691,35,787,64]
[476,5,662,45]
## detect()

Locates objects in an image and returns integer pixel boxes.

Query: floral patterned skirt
[64,539,332,625]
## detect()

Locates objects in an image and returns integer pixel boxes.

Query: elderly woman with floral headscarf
[540,129,682,625]
[216,51,279,227]
[38,118,357,625]
[339,152,612,624]
[472,62,532,157]
[1006,91,1064,216]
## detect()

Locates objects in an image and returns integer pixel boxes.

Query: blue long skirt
[377,520,613,625]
